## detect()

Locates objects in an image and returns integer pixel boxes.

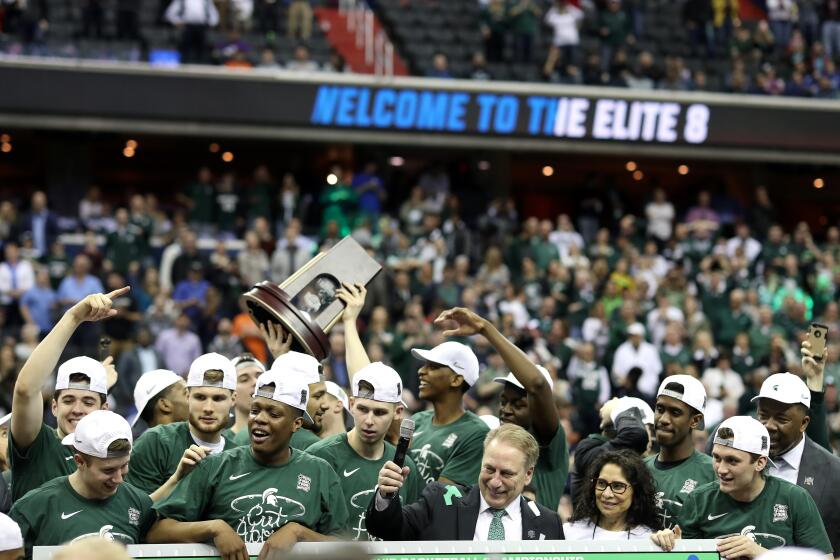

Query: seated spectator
[286,44,319,72]
[427,53,453,79]
[625,51,658,89]
[257,47,281,69]
[323,51,348,73]
[212,30,251,66]
[469,51,493,80]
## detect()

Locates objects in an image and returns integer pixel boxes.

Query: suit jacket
[797,436,840,555]
[366,482,564,541]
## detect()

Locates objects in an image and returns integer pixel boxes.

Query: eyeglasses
[594,478,631,494]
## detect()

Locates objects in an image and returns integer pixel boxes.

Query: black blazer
[797,436,840,555]
[366,483,564,541]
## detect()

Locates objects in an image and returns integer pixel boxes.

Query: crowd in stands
[0,164,838,455]
[2,0,840,97]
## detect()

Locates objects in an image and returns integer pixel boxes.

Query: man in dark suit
[16,191,58,258]
[754,348,840,555]
[366,423,564,541]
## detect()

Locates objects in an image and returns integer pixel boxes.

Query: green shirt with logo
[126,422,238,494]
[531,424,569,512]
[154,446,348,542]
[645,450,716,530]
[307,432,421,541]
[678,476,832,554]
[9,476,155,559]
[10,424,75,503]
[408,410,489,486]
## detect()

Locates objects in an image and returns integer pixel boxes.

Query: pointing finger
[106,286,131,299]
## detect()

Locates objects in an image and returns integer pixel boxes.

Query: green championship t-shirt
[154,445,348,543]
[10,424,75,502]
[307,432,421,541]
[645,450,716,530]
[408,410,489,486]
[531,424,569,512]
[233,427,250,447]
[679,476,832,554]
[9,476,155,558]
[126,422,238,494]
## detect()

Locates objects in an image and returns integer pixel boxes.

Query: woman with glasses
[564,449,665,541]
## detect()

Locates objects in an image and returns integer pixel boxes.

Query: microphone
[392,418,415,468]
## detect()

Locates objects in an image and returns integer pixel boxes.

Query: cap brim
[0,413,11,427]
[303,411,314,424]
[410,348,435,363]
[61,432,75,446]
[493,375,525,390]
[750,393,807,406]
[130,413,141,427]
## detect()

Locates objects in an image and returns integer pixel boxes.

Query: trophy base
[242,281,331,362]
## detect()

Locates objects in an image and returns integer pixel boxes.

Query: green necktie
[487,508,506,540]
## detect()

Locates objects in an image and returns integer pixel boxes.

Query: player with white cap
[644,375,715,531]
[10,288,126,502]
[229,353,266,446]
[753,350,840,555]
[309,362,421,541]
[318,381,353,438]
[430,305,568,512]
[126,352,238,494]
[9,410,156,557]
[131,369,188,437]
[405,320,488,486]
[676,416,832,559]
[0,512,22,560]
[148,369,348,557]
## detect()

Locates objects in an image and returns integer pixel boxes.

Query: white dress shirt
[563,519,653,541]
[611,340,662,398]
[473,494,522,542]
[769,436,806,485]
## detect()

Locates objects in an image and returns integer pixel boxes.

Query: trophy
[242,236,382,361]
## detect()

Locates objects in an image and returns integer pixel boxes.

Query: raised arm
[435,307,559,443]
[12,287,130,448]
[801,340,831,451]
[149,445,210,503]
[336,282,371,377]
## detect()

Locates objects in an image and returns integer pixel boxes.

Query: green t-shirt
[126,422,238,494]
[307,432,421,541]
[154,446,348,543]
[10,424,75,503]
[679,476,832,554]
[408,410,489,486]
[531,425,569,513]
[290,428,321,450]
[644,450,716,530]
[233,427,250,447]
[9,476,155,558]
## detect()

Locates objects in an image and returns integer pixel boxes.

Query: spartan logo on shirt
[772,504,789,523]
[231,488,306,543]
[654,491,682,530]
[348,488,380,541]
[127,507,140,527]
[410,444,445,484]
[717,526,786,549]
[71,525,133,544]
[679,479,698,494]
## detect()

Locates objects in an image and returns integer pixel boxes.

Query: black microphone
[392,418,415,468]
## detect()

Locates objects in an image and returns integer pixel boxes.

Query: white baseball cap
[271,351,322,386]
[231,354,266,373]
[611,396,655,425]
[0,414,10,428]
[61,410,133,458]
[253,369,314,424]
[480,414,500,430]
[132,369,184,427]
[627,323,646,336]
[411,341,479,387]
[56,356,108,395]
[352,362,403,403]
[0,513,22,552]
[658,374,707,413]
[325,381,350,412]
[187,353,236,391]
[493,365,554,391]
[751,372,811,408]
[713,415,771,457]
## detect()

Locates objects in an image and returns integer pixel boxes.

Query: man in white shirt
[611,323,662,398]
[0,242,34,314]
[366,424,564,541]
[725,223,762,265]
